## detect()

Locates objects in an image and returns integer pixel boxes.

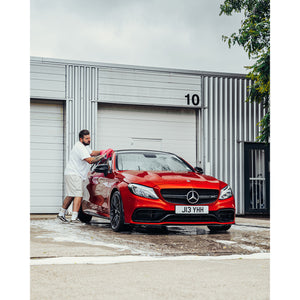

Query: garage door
[30,102,64,213]
[97,104,196,165]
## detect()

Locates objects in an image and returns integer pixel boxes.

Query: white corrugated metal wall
[30,57,265,214]
[65,64,98,161]
[201,76,265,214]
[30,58,66,213]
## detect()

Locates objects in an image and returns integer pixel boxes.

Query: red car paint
[81,150,235,230]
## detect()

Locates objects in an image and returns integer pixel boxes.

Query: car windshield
[116,152,194,172]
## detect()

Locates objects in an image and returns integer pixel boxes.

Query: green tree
[220,0,270,143]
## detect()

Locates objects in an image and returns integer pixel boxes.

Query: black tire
[207,225,231,232]
[110,191,125,232]
[78,205,92,223]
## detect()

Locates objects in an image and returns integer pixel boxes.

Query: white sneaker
[57,215,68,223]
[70,218,81,224]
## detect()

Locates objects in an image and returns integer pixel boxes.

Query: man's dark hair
[79,129,90,139]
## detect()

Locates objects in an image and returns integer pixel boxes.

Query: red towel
[99,148,114,159]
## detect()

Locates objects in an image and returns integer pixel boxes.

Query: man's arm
[90,150,101,156]
[84,154,106,164]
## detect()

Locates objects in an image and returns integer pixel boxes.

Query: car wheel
[207,225,231,232]
[78,205,92,223]
[110,191,125,232]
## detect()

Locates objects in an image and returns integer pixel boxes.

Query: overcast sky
[30,0,251,74]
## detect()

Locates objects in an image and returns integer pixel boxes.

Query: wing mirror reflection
[194,167,204,174]
[94,164,109,176]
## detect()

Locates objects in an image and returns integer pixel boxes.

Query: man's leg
[57,196,74,222]
[71,197,82,221]
[62,196,74,210]
[70,179,86,221]
[72,197,82,212]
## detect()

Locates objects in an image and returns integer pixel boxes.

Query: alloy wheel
[110,191,125,231]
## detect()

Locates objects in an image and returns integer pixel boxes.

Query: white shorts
[65,174,86,197]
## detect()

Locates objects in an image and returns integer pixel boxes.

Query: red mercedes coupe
[79,150,235,232]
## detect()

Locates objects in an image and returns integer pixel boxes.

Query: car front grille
[160,189,219,205]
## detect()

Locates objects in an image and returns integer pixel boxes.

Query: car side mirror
[194,167,204,174]
[94,164,109,176]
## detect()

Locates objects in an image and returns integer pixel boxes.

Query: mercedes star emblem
[186,190,200,204]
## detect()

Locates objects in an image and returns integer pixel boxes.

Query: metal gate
[244,143,270,214]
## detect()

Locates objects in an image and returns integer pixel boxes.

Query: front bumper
[119,184,235,226]
[131,208,235,225]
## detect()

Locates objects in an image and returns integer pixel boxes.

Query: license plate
[175,206,209,214]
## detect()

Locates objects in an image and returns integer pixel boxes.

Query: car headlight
[219,185,233,200]
[128,184,159,199]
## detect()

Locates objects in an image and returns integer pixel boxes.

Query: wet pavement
[30,215,270,300]
[31,215,270,258]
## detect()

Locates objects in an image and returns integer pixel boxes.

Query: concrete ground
[30,215,270,300]
[31,257,269,300]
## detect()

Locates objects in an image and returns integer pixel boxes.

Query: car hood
[118,170,225,190]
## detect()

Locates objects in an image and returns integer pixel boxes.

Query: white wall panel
[30,102,64,213]
[98,68,201,108]
[30,60,65,99]
[97,104,196,165]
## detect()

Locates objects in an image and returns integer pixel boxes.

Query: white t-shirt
[64,141,92,180]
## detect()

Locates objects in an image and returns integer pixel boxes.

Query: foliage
[220,0,270,143]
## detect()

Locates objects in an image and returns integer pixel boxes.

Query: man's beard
[82,141,90,146]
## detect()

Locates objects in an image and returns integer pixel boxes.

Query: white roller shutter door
[30,102,64,213]
[97,104,196,165]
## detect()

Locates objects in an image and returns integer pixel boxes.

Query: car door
[86,164,108,216]
[87,159,116,217]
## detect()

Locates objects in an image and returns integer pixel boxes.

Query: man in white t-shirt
[57,129,106,223]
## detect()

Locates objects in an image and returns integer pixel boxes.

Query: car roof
[114,149,176,155]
